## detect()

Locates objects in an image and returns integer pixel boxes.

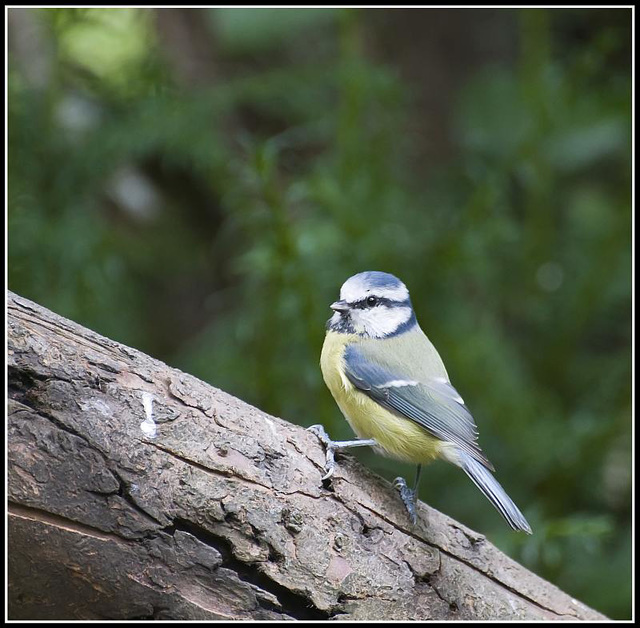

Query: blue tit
[309,271,532,534]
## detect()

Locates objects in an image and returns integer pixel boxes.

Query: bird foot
[393,476,418,524]
[307,424,337,480]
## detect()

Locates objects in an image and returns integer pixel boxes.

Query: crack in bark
[149,436,332,502]
[9,390,167,532]
[108,467,168,529]
[147,441,273,492]
[9,306,129,368]
[160,518,330,620]
[8,502,309,620]
[402,557,457,615]
[164,377,216,418]
[9,502,123,542]
[9,373,99,448]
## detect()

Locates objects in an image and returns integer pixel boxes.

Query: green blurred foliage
[8,7,631,618]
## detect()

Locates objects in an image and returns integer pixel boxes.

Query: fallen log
[7,291,605,620]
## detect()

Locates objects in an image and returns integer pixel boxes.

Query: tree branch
[7,291,605,620]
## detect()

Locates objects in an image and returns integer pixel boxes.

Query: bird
[308,270,532,533]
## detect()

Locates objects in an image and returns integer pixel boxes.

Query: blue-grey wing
[344,344,493,470]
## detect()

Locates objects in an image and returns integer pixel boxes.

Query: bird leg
[307,424,377,480]
[393,464,422,524]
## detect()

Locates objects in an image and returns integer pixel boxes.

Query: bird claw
[307,424,331,445]
[321,458,335,481]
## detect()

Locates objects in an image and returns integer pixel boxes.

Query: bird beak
[330,300,350,313]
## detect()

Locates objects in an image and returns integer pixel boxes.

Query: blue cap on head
[340,271,410,304]
[356,271,403,289]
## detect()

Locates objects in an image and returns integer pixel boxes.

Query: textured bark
[7,290,605,621]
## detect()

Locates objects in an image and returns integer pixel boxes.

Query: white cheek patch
[340,275,409,303]
[351,305,412,338]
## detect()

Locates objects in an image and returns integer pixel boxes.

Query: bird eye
[366,296,378,306]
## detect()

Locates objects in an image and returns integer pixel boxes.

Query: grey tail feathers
[457,450,532,534]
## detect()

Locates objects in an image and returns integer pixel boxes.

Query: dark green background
[8,8,632,618]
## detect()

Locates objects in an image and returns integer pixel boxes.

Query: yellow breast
[320,331,444,464]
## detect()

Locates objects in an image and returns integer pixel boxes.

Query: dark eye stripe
[350,296,410,309]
